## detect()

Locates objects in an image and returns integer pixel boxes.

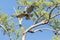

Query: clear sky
[0,0,55,40]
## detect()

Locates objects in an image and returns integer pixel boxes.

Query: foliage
[0,0,60,40]
[52,35,60,40]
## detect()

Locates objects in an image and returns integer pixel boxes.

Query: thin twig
[13,7,17,14]
[50,12,60,19]
[49,3,60,19]
[49,4,57,19]
[0,24,13,40]
[34,13,45,24]
[0,24,6,31]
[34,28,56,33]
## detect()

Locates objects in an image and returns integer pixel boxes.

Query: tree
[0,0,60,40]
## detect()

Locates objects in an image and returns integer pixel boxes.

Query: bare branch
[19,4,60,40]
[22,33,26,40]
[23,19,48,34]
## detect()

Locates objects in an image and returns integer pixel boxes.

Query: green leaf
[44,2,54,7]
[52,35,60,40]
[20,26,25,32]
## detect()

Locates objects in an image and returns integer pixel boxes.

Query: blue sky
[0,0,55,40]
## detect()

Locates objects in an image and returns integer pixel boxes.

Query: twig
[14,7,26,40]
[49,3,60,19]
[33,28,56,33]
[50,12,60,19]
[49,4,57,19]
[28,28,59,35]
[34,11,39,18]
[0,24,13,40]
[18,18,23,26]
[0,24,7,31]
[13,7,17,14]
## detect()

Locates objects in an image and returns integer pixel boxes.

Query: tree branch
[23,19,48,34]
[22,33,26,40]
[23,12,60,40]
[34,13,45,24]
[14,7,26,40]
[18,18,26,40]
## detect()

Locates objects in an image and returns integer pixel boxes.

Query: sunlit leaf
[52,35,60,40]
[44,2,54,7]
